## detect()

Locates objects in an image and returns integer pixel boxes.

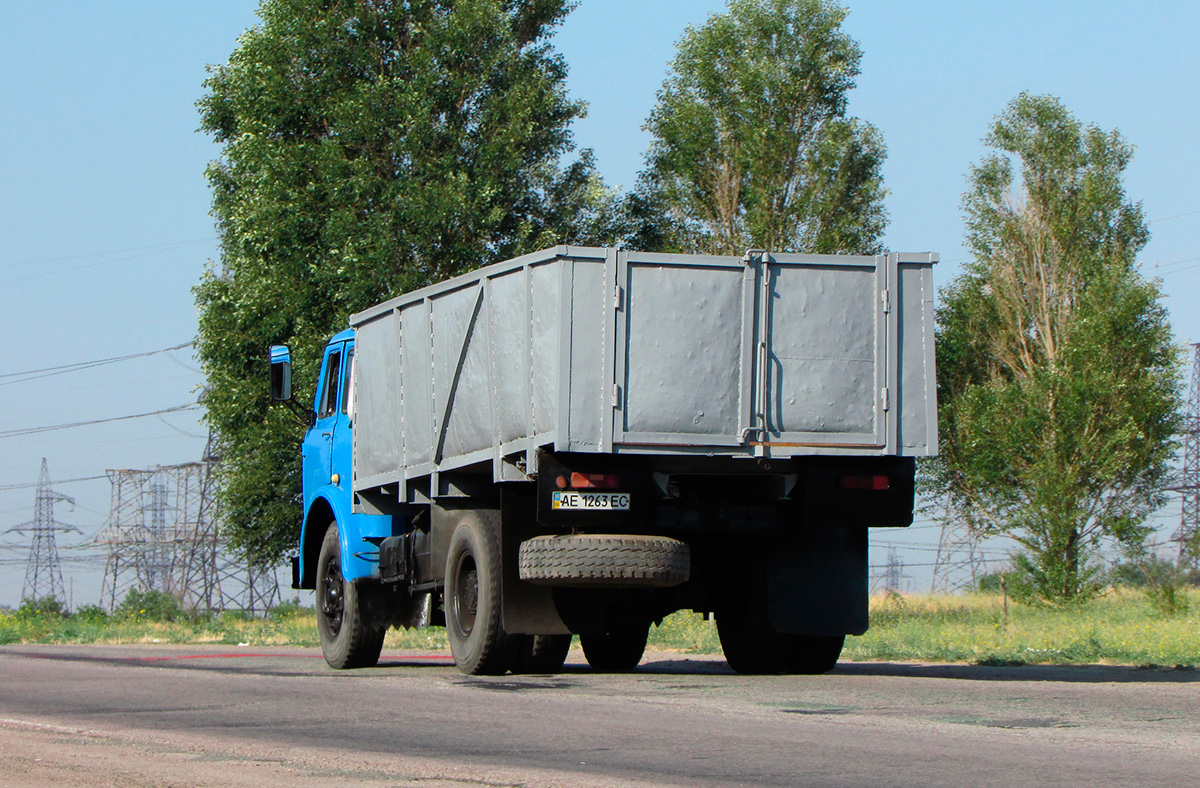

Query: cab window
[317,349,342,418]
[341,348,354,416]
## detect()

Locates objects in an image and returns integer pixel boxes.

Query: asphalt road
[1,644,1197,787]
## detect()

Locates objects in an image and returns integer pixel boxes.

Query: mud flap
[766,525,869,637]
[500,488,571,635]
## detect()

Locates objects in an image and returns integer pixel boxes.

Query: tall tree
[931,93,1182,602]
[637,0,886,255]
[196,0,598,566]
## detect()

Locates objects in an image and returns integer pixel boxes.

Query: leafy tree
[196,0,601,566]
[637,0,887,255]
[931,94,1182,602]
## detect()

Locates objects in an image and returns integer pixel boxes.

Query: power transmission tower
[1170,343,1200,567]
[931,513,986,593]
[96,467,155,610]
[4,459,82,604]
[94,436,280,613]
[882,547,907,593]
[200,434,281,614]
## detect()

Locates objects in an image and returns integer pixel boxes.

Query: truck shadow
[632,657,1200,684]
[383,654,1200,684]
[831,660,1200,683]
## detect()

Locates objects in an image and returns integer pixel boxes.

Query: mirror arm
[277,397,314,428]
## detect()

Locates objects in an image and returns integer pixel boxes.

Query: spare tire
[518,534,690,587]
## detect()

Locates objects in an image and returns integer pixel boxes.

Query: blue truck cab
[275,331,396,591]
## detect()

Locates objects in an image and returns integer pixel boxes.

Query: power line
[0,341,195,387]
[0,403,202,440]
[0,475,109,492]
[1149,255,1200,273]
[1149,209,1200,224]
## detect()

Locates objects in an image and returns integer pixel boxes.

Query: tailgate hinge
[881,387,891,412]
[881,288,891,314]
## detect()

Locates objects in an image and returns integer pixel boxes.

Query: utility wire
[0,342,195,387]
[0,403,202,440]
[1154,257,1200,275]
[0,474,108,492]
[1150,209,1200,224]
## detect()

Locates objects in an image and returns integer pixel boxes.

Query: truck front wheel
[317,523,385,669]
[444,514,517,675]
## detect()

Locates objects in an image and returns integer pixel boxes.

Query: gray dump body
[349,246,937,506]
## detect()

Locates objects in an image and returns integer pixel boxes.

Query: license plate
[552,491,631,511]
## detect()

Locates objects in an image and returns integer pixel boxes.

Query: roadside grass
[2,589,1196,667]
[842,588,1200,667]
[650,589,1198,667]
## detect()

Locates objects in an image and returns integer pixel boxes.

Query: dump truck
[270,245,937,675]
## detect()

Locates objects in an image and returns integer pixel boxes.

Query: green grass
[842,589,1200,667]
[2,589,1197,667]
[649,589,1199,667]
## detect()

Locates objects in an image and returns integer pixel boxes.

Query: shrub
[1115,554,1190,616]
[73,604,109,623]
[15,596,67,620]
[116,589,182,622]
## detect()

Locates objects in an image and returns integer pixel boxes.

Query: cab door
[303,342,347,507]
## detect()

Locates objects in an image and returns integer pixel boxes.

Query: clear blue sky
[1,1,1197,607]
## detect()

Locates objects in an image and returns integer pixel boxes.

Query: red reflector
[569,472,620,490]
[840,474,890,491]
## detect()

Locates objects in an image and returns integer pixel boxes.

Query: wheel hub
[452,559,479,637]
[321,558,345,636]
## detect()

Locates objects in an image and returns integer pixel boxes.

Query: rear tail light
[839,474,890,491]
[555,472,621,490]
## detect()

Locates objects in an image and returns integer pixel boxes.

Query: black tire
[716,605,844,675]
[580,622,649,672]
[783,634,845,675]
[445,514,517,675]
[511,634,573,674]
[317,523,385,669]
[518,535,690,587]
[715,604,786,674]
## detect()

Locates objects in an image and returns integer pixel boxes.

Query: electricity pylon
[1170,343,1200,566]
[95,435,280,613]
[4,459,82,604]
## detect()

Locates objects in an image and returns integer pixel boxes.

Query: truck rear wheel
[785,635,845,675]
[445,514,517,675]
[518,535,690,587]
[317,523,385,669]
[716,607,844,675]
[511,634,572,674]
[580,622,649,672]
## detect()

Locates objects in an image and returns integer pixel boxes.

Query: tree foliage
[636,0,886,255]
[196,0,603,566]
[931,93,1182,602]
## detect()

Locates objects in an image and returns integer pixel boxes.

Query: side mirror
[269,345,292,401]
